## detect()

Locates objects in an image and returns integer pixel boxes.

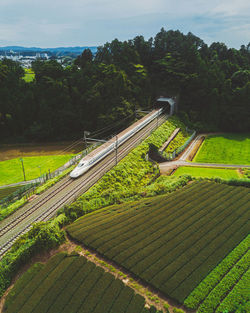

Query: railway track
[0,115,167,258]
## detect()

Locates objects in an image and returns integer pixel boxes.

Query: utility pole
[156,110,159,129]
[115,135,118,165]
[83,131,90,149]
[38,166,42,177]
[20,158,26,181]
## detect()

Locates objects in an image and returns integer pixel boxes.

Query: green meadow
[0,155,74,186]
[23,68,35,82]
[193,134,250,165]
[172,167,241,179]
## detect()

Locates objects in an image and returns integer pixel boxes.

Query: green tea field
[67,181,250,305]
[193,133,250,165]
[4,253,158,313]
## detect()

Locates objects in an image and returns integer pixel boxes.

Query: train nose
[70,171,79,178]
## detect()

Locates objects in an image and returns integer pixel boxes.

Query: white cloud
[0,0,249,47]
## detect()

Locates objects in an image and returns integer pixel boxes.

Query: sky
[0,0,249,49]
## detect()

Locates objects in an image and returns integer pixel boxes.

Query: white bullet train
[70,108,163,178]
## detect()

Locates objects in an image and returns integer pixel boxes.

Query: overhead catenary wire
[6,110,150,184]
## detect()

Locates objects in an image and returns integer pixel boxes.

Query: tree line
[0,28,249,143]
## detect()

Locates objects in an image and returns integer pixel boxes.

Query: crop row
[168,225,249,303]
[67,180,205,236]
[84,183,221,252]
[4,252,67,313]
[109,185,245,267]
[184,235,250,309]
[69,185,247,270]
[4,253,157,313]
[215,269,250,312]
[197,250,249,313]
[117,189,244,274]
[67,183,250,303]
[138,204,248,295]
[86,182,229,251]
[69,182,231,249]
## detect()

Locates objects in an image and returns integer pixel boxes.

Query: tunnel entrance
[155,97,176,116]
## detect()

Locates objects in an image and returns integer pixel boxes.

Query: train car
[70,108,163,178]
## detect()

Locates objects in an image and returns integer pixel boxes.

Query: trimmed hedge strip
[166,220,249,303]
[215,269,250,313]
[109,285,134,313]
[129,188,246,279]
[91,279,124,313]
[121,184,239,271]
[62,264,103,313]
[34,256,85,313]
[68,180,204,241]
[184,236,250,309]
[3,262,44,310]
[142,202,248,286]
[197,250,250,313]
[46,257,89,313]
[4,252,66,313]
[19,254,76,313]
[93,182,222,254]
[126,293,146,313]
[4,253,159,313]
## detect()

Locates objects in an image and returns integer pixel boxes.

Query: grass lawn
[23,68,35,82]
[0,155,74,186]
[0,186,21,200]
[193,133,250,165]
[172,166,241,179]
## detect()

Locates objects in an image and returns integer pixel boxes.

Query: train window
[78,162,85,167]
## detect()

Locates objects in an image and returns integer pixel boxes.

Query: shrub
[0,220,65,298]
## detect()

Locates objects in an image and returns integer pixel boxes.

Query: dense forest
[0,28,249,142]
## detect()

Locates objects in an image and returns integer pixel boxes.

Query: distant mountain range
[0,46,98,56]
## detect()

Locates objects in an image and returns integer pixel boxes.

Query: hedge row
[216,269,250,313]
[184,235,250,309]
[197,250,250,313]
[0,219,65,298]
[4,253,160,313]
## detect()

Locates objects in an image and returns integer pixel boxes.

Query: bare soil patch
[0,142,84,162]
